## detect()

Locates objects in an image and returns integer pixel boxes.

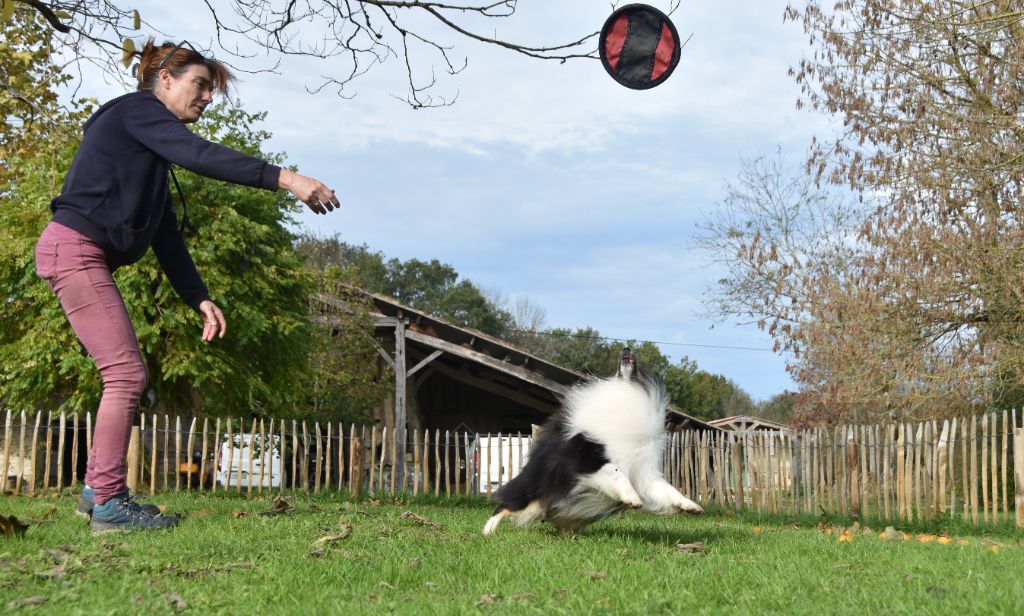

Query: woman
[35,40,339,534]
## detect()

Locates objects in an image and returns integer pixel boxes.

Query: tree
[4,0,603,108]
[780,1,1024,420]
[302,276,392,424]
[295,232,512,336]
[0,92,322,416]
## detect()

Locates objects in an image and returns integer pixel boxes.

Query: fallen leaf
[861,527,874,536]
[552,588,568,599]
[937,537,952,545]
[31,507,58,523]
[400,511,441,530]
[581,570,608,580]
[164,592,188,612]
[838,533,853,543]
[916,534,938,543]
[259,496,295,517]
[408,557,420,568]
[35,565,67,579]
[313,523,353,548]
[378,580,394,590]
[476,594,499,607]
[675,542,706,554]
[42,548,70,562]
[307,549,325,559]
[958,539,970,545]
[988,545,1000,553]
[0,515,29,538]
[7,596,46,609]
[230,511,248,519]
[227,562,254,569]
[753,526,762,534]
[881,527,903,541]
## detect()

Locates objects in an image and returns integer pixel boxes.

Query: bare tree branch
[16,1,601,107]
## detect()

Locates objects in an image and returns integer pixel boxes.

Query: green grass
[1,491,1022,614]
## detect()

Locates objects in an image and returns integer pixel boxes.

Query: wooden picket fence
[2,408,1023,528]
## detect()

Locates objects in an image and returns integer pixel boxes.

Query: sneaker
[90,491,179,535]
[77,486,161,519]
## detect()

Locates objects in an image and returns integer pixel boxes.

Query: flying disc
[599,4,682,90]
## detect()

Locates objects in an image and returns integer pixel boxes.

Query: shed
[351,291,719,437]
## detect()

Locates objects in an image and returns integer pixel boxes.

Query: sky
[69,1,838,401]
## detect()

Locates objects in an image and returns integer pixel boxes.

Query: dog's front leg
[582,463,642,508]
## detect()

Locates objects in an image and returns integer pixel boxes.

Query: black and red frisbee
[599,4,682,90]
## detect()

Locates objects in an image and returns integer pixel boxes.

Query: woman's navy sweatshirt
[50,90,282,311]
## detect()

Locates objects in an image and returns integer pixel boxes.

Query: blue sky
[73,1,837,401]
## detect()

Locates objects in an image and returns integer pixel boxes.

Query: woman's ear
[157,67,173,90]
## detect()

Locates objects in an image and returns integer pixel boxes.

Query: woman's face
[157,63,214,123]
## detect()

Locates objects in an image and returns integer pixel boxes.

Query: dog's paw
[673,496,704,516]
[621,496,642,509]
[482,511,507,535]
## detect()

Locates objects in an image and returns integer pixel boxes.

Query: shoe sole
[90,522,178,535]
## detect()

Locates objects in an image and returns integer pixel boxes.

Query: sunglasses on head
[131,40,206,78]
[158,40,204,68]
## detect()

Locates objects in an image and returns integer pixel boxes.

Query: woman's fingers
[199,300,227,342]
[298,176,339,215]
[306,186,338,214]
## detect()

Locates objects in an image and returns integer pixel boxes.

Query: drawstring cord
[169,167,190,234]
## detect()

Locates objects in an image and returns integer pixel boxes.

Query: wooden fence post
[28,412,41,495]
[56,412,66,490]
[14,411,26,494]
[0,410,11,493]
[126,427,141,492]
[1014,427,1024,529]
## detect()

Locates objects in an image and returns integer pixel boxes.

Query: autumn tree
[700,2,1024,424]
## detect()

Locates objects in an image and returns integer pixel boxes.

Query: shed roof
[708,415,790,433]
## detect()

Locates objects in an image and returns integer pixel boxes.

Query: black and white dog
[482,349,703,535]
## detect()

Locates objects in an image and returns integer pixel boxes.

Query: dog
[482,348,703,535]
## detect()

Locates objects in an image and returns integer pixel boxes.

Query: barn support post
[394,314,407,487]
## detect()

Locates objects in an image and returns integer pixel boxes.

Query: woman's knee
[103,359,148,395]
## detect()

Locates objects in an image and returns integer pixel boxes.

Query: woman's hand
[198,299,227,342]
[278,169,340,215]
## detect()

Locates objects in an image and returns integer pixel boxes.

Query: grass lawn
[1,490,1022,614]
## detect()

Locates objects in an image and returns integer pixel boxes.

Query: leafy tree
[755,392,795,426]
[302,275,392,424]
[0,79,323,416]
[295,233,512,336]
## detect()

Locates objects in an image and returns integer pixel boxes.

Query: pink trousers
[35,221,147,504]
